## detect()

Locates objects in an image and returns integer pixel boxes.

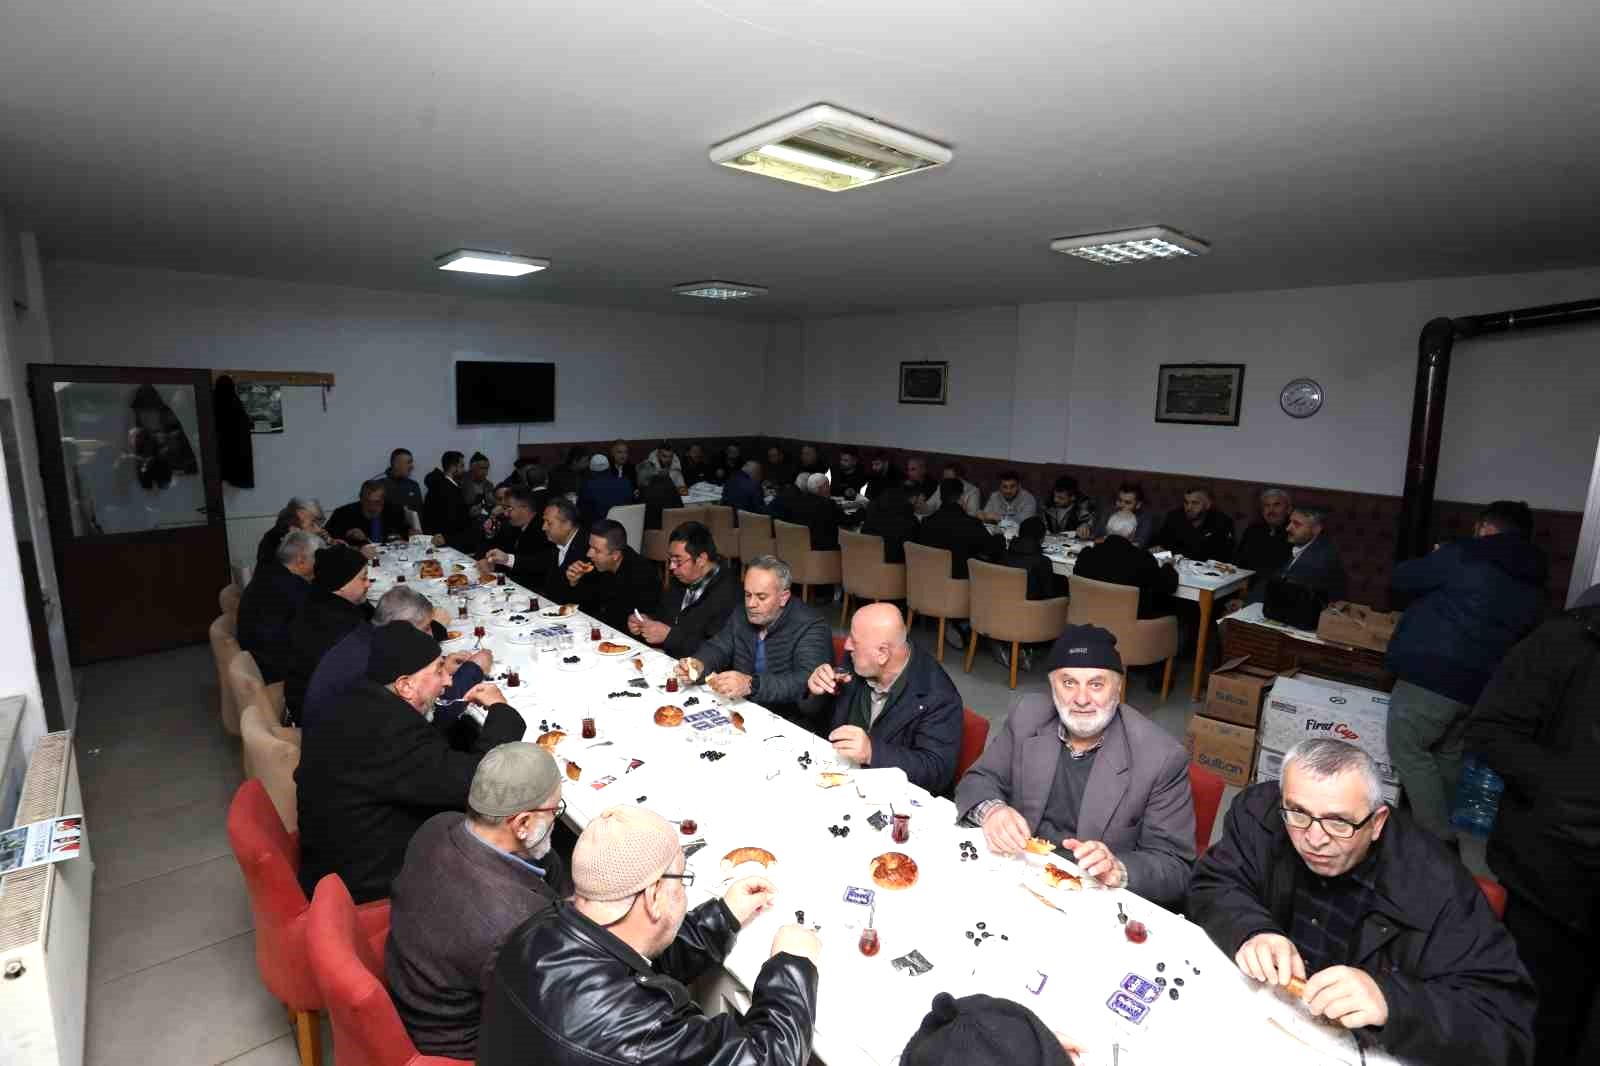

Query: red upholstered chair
[227,780,390,1066]
[956,708,989,782]
[307,875,471,1066]
[1188,763,1227,857]
[1474,875,1508,920]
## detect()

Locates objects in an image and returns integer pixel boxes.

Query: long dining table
[364,540,1388,1066]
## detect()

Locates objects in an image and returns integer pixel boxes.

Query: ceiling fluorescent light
[710,104,951,192]
[1049,226,1210,265]
[673,281,769,301]
[435,249,550,277]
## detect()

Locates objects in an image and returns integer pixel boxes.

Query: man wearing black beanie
[296,622,525,903]
[283,545,375,722]
[954,624,1196,909]
[902,993,1080,1066]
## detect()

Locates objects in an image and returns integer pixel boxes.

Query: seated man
[798,442,829,477]
[636,442,685,491]
[1153,484,1235,562]
[1187,739,1535,1064]
[1072,511,1179,619]
[993,516,1064,673]
[628,521,741,660]
[862,453,904,500]
[676,556,831,727]
[606,439,637,486]
[641,473,684,532]
[764,445,797,492]
[257,496,329,568]
[921,462,980,517]
[679,442,712,488]
[478,806,819,1066]
[480,494,581,595]
[1246,505,1347,605]
[1234,487,1294,590]
[978,470,1038,524]
[719,459,766,515]
[785,473,847,551]
[712,442,743,485]
[805,604,963,794]
[387,742,570,1059]
[1087,481,1154,546]
[1040,476,1098,538]
[284,545,374,721]
[237,529,316,684]
[422,450,476,552]
[377,447,424,515]
[329,479,410,546]
[832,447,867,498]
[955,625,1195,908]
[578,453,634,521]
[915,477,1007,650]
[301,586,490,735]
[296,622,524,903]
[560,519,661,631]
[463,452,495,518]
[860,485,919,563]
[902,455,938,512]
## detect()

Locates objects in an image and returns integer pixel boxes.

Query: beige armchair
[1068,575,1180,703]
[704,505,740,565]
[838,530,906,626]
[227,651,288,729]
[737,510,776,572]
[210,613,244,736]
[643,506,707,589]
[219,582,242,616]
[966,560,1069,689]
[240,703,303,832]
[774,520,842,604]
[903,543,970,663]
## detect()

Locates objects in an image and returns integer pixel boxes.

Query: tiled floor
[75,623,1484,1065]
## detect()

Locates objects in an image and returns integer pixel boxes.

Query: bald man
[805,604,965,794]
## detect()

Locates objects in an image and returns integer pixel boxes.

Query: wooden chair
[704,505,740,565]
[966,560,1069,690]
[210,613,244,736]
[903,543,970,663]
[838,530,906,626]
[643,506,706,590]
[737,510,775,572]
[774,520,842,604]
[227,651,288,731]
[1189,763,1227,857]
[220,582,243,616]
[241,703,303,833]
[1067,575,1181,703]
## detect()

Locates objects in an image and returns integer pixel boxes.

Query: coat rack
[210,369,335,410]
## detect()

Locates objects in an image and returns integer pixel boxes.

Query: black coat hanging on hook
[213,374,256,488]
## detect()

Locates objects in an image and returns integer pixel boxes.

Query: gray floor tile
[81,748,242,826]
[90,854,253,985]
[218,1034,303,1066]
[90,792,237,891]
[86,932,288,1066]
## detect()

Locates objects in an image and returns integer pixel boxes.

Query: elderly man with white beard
[953,624,1197,908]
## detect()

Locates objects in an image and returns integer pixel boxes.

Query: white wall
[786,267,1600,510]
[45,261,774,567]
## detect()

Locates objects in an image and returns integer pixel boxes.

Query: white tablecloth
[1041,536,1253,603]
[365,540,1384,1066]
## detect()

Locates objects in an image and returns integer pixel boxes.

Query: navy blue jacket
[302,623,484,734]
[1246,534,1348,606]
[236,561,311,683]
[578,474,634,523]
[1386,533,1547,704]
[821,647,964,795]
[719,470,766,516]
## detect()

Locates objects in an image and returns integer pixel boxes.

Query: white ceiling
[2,0,1598,318]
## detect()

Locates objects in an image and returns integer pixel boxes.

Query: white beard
[526,833,554,860]
[1056,700,1118,741]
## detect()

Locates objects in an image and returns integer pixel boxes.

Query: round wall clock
[1280,378,1324,418]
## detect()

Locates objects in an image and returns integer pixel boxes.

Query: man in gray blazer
[954,625,1196,908]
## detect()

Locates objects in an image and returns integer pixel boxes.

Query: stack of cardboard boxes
[1184,656,1280,788]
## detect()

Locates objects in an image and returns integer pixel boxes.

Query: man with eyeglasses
[1188,739,1534,1065]
[628,522,741,660]
[479,805,820,1066]
[386,743,570,1059]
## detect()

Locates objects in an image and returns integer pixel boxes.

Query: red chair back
[1188,764,1227,857]
[956,708,989,782]
[307,875,464,1066]
[1474,875,1508,920]
[227,778,321,1009]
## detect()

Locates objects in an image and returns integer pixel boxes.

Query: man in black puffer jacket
[1463,589,1600,1066]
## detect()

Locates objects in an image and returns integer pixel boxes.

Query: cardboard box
[1261,674,1394,777]
[1203,656,1283,728]
[1256,745,1403,807]
[1185,714,1258,789]
[1316,601,1401,652]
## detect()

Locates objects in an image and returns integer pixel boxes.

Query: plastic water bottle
[1451,756,1505,836]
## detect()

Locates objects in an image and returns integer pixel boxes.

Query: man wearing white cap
[479,805,820,1066]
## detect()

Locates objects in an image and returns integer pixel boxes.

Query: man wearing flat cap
[479,805,821,1066]
[902,992,1082,1066]
[296,622,525,903]
[386,743,570,1059]
[283,544,374,722]
[954,624,1196,908]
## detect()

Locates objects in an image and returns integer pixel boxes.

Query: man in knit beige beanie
[478,805,821,1066]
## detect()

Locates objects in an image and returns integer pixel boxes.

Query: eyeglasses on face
[1280,805,1379,839]
[658,870,696,888]
[528,798,567,820]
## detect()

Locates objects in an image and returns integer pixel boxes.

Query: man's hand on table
[722,876,777,926]
[1236,932,1306,989]
[1304,966,1388,1029]
[673,657,705,682]
[770,924,821,966]
[463,682,506,707]
[707,671,753,699]
[806,663,849,696]
[1052,1031,1084,1065]
[828,725,872,764]
[628,613,671,645]
[1062,838,1126,888]
[466,649,493,673]
[980,804,1032,855]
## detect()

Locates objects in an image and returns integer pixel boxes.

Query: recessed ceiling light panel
[1049,226,1210,265]
[673,281,769,301]
[436,249,550,277]
[710,104,951,192]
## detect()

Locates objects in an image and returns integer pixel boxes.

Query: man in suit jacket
[481,494,581,596]
[284,546,375,722]
[720,460,767,515]
[954,625,1196,908]
[296,622,524,903]
[329,479,413,546]
[237,528,316,683]
[628,521,741,660]
[677,556,832,728]
[805,604,963,795]
[914,477,1006,579]
[557,519,661,631]
[782,473,849,550]
[1153,485,1235,563]
[1246,506,1348,605]
[1072,511,1179,619]
[423,450,478,553]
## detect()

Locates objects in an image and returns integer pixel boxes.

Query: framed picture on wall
[899,361,949,405]
[1154,363,1245,426]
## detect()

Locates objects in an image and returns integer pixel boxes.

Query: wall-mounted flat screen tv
[455,361,555,424]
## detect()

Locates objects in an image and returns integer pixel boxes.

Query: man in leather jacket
[479,805,820,1066]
